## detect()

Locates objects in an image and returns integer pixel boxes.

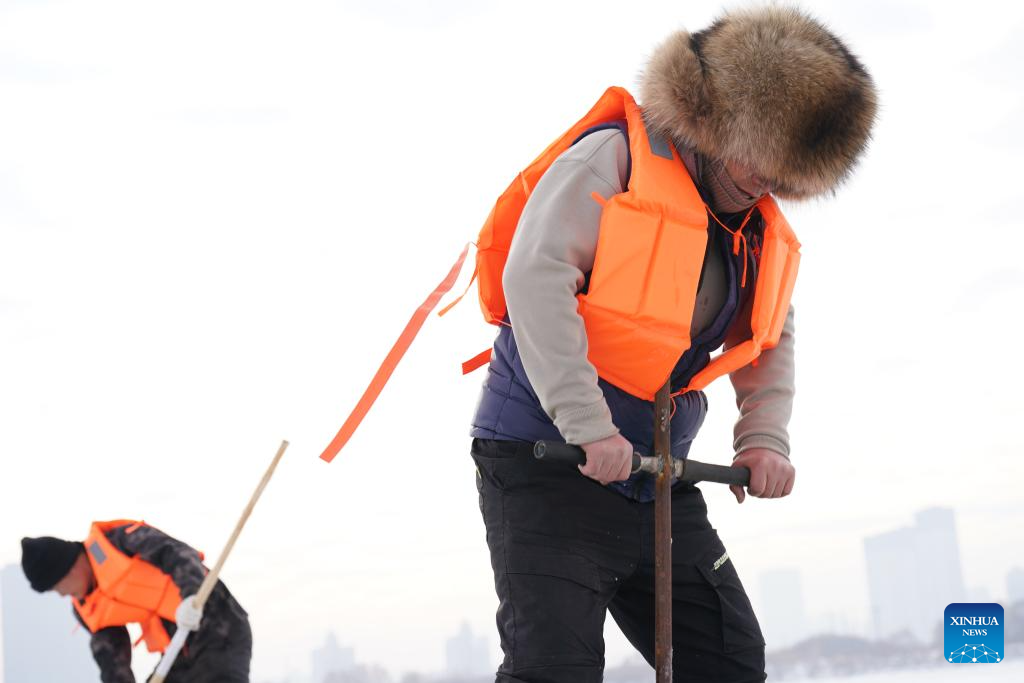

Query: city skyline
[312,632,356,683]
[3,568,1020,683]
[864,507,967,642]
[750,506,1022,651]
[444,622,491,677]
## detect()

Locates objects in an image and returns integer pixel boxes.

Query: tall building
[1,563,98,682]
[968,586,992,603]
[1007,566,1024,606]
[863,507,967,643]
[758,568,807,648]
[445,621,491,676]
[312,631,355,683]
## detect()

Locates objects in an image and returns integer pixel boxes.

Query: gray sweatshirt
[502,129,795,458]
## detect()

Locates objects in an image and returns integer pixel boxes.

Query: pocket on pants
[505,541,603,593]
[499,540,608,670]
[471,439,531,491]
[696,541,766,653]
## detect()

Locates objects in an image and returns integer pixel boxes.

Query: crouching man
[21,520,251,682]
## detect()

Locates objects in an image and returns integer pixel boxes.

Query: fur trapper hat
[640,6,878,199]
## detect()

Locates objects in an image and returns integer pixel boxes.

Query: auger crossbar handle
[533,440,750,487]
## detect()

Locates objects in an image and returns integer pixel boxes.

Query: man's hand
[175,595,203,632]
[579,433,633,485]
[730,448,795,503]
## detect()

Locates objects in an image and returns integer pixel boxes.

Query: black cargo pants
[471,438,766,683]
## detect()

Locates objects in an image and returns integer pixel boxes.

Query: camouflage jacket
[73,523,249,683]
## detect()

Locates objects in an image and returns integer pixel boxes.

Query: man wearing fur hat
[468,6,876,682]
[21,521,251,682]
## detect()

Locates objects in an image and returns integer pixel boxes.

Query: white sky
[2,0,1023,680]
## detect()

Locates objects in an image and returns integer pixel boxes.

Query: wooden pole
[151,439,289,682]
[653,382,673,682]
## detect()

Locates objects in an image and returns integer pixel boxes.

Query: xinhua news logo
[944,603,1003,664]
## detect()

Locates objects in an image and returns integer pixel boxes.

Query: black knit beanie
[20,536,84,592]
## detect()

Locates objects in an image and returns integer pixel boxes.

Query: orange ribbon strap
[319,243,473,463]
[706,205,756,289]
[461,348,493,375]
[437,258,478,318]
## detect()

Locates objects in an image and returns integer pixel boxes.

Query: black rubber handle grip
[532,440,585,464]
[533,440,641,472]
[679,460,750,486]
[533,440,750,486]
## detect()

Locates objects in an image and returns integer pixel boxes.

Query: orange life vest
[73,520,184,653]
[474,86,801,400]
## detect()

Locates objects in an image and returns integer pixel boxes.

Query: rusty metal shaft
[653,381,673,682]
